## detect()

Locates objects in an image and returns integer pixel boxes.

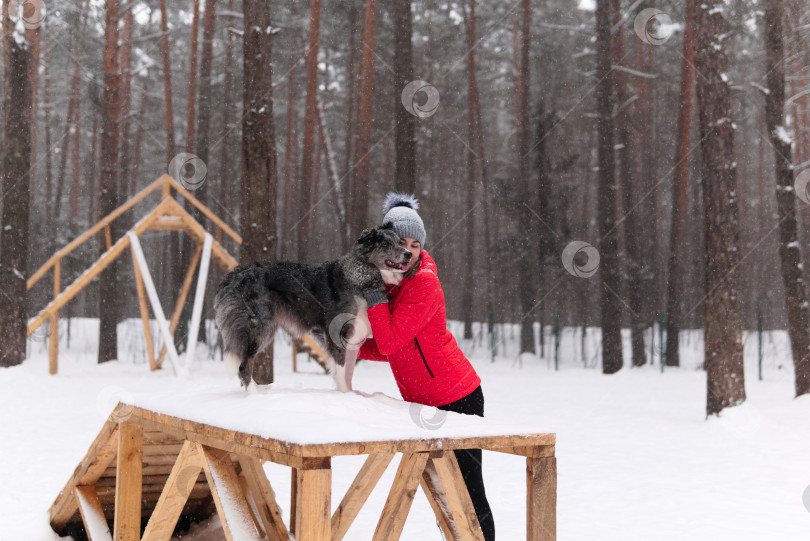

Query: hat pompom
[382,192,419,215]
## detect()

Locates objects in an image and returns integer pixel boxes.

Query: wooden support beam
[294,465,332,541]
[237,456,290,541]
[132,247,157,370]
[114,422,143,541]
[162,174,241,244]
[425,451,485,541]
[104,225,112,250]
[290,467,298,535]
[155,241,203,368]
[332,452,394,541]
[141,441,204,541]
[75,486,113,541]
[184,233,213,372]
[527,457,556,541]
[28,176,167,289]
[199,445,262,541]
[48,312,59,375]
[420,464,458,540]
[372,452,430,541]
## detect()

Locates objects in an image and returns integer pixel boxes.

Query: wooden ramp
[49,401,557,540]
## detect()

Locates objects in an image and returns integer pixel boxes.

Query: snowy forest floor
[1,318,809,540]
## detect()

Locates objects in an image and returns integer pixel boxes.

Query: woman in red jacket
[359,193,495,541]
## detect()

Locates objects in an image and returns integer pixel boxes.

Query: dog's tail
[214,286,258,385]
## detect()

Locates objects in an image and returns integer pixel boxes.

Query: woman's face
[400,236,422,271]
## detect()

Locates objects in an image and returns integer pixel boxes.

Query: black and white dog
[214,222,411,392]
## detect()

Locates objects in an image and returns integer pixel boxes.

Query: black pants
[437,385,495,541]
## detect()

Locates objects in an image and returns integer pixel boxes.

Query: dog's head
[355,222,412,283]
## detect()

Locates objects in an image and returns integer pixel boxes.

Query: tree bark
[515,0,536,355]
[97,0,122,364]
[0,14,32,368]
[349,0,378,244]
[693,0,745,415]
[665,0,696,367]
[158,0,176,162]
[297,0,321,262]
[281,0,300,259]
[612,0,645,367]
[764,0,810,397]
[393,0,416,194]
[595,0,622,373]
[241,0,278,384]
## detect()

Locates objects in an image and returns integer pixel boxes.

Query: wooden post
[199,445,262,541]
[141,441,203,540]
[131,248,157,370]
[294,462,331,541]
[104,225,113,250]
[426,451,485,541]
[114,422,143,541]
[292,340,298,372]
[373,452,430,541]
[49,260,61,375]
[527,457,556,541]
[332,452,394,540]
[237,455,290,541]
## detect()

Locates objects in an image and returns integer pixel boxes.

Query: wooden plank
[155,241,202,368]
[141,440,204,541]
[75,486,113,541]
[290,467,298,535]
[28,176,166,289]
[162,174,242,244]
[527,457,556,541]
[48,312,59,375]
[294,466,331,541]
[29,204,162,335]
[50,421,120,531]
[183,232,213,372]
[114,422,143,541]
[420,467,458,541]
[427,452,485,541]
[199,444,262,541]
[237,473,266,536]
[332,453,394,541]
[238,455,290,541]
[126,404,554,460]
[132,246,157,370]
[129,233,179,374]
[372,452,430,541]
[487,445,555,458]
[158,196,238,270]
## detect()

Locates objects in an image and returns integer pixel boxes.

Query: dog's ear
[356,227,380,253]
[381,221,395,231]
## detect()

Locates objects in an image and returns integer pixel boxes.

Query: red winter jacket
[358,249,481,407]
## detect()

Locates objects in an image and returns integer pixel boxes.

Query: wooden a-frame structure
[26,174,331,374]
[26,175,240,373]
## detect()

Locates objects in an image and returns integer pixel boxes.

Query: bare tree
[764,0,810,397]
[693,0,745,415]
[595,0,622,373]
[0,4,33,368]
[241,0,279,384]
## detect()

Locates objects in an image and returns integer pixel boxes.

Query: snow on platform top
[128,386,554,445]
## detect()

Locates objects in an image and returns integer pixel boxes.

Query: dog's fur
[214,223,411,392]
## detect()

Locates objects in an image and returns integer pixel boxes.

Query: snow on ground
[1,318,809,540]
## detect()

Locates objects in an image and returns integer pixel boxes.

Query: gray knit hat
[382,192,426,246]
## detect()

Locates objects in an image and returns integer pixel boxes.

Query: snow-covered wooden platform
[48,388,556,540]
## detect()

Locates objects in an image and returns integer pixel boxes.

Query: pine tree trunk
[0,17,32,368]
[349,0,378,243]
[158,0,176,162]
[612,0,645,367]
[97,0,122,364]
[693,0,745,415]
[516,0,535,355]
[241,0,278,384]
[764,0,810,397]
[281,0,300,259]
[665,0,696,367]
[297,0,321,262]
[393,0,416,194]
[595,0,622,373]
[342,0,359,248]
